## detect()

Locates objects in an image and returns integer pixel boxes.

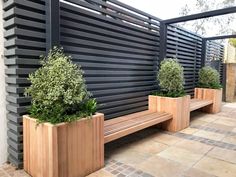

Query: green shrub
[25,47,97,124]
[198,66,221,89]
[154,58,185,97]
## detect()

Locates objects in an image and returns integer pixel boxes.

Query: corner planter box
[23,113,104,177]
[194,88,222,113]
[149,95,190,132]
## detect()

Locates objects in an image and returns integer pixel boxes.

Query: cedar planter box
[23,113,104,177]
[194,88,222,113]
[149,95,190,132]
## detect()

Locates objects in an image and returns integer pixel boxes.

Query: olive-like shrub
[154,58,185,97]
[198,66,221,89]
[25,47,97,124]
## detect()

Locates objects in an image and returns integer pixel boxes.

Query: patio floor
[1,102,236,177]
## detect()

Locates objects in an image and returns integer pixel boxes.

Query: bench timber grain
[190,99,213,112]
[104,110,172,143]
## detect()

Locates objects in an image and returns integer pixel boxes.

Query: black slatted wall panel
[60,0,160,119]
[166,25,202,95]
[4,0,47,168]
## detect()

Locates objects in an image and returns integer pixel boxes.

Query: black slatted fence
[166,25,202,95]
[60,0,160,119]
[4,0,47,167]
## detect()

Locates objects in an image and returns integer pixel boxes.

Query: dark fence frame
[204,34,236,101]
[3,0,227,168]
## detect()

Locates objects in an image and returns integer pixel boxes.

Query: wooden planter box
[149,95,190,132]
[194,88,222,113]
[23,113,104,177]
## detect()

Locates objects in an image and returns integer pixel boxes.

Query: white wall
[226,43,236,63]
[0,0,8,164]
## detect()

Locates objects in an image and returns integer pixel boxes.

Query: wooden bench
[104,110,172,143]
[104,88,222,144]
[190,99,213,112]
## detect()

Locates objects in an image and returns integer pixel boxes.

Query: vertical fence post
[157,22,167,90]
[193,42,197,88]
[46,0,60,52]
[201,39,207,67]
[159,22,167,63]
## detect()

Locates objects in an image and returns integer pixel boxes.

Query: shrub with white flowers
[25,47,96,124]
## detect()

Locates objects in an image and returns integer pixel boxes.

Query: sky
[119,0,236,37]
[119,0,194,19]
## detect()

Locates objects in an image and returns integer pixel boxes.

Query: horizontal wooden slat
[60,20,159,46]
[61,27,159,50]
[4,7,45,21]
[108,0,161,22]
[3,0,45,11]
[167,25,202,41]
[61,36,157,55]
[65,0,159,31]
[105,110,152,126]
[87,0,159,26]
[60,3,158,38]
[190,99,213,111]
[63,46,157,60]
[4,17,45,30]
[104,111,172,143]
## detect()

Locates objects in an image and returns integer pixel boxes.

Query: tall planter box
[149,95,190,132]
[194,88,222,113]
[23,113,104,177]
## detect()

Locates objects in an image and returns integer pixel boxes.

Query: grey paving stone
[117,173,126,177]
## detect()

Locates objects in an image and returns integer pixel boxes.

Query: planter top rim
[23,112,104,127]
[195,87,222,90]
[149,95,190,99]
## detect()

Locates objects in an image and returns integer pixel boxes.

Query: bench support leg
[194,88,222,114]
[149,95,190,132]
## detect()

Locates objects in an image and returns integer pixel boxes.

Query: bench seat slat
[104,111,172,143]
[190,99,213,111]
[104,110,154,127]
[105,112,168,133]
[105,112,163,130]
